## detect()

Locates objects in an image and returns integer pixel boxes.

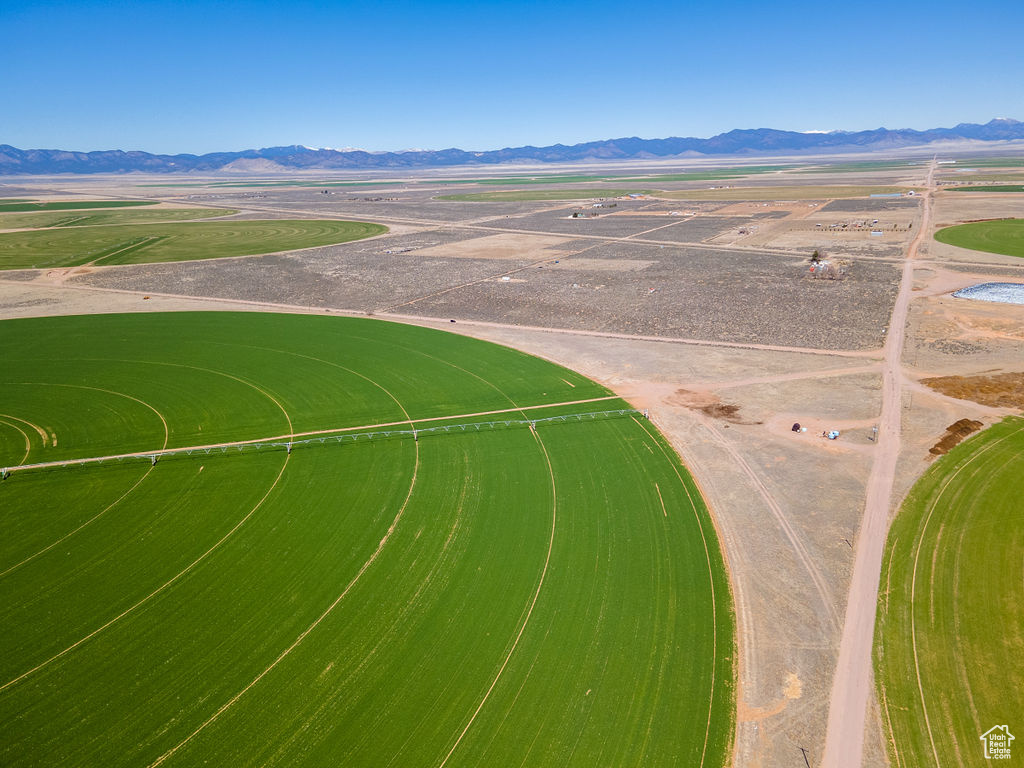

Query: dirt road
[821,160,936,768]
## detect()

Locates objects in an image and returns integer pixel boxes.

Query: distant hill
[2,119,1023,174]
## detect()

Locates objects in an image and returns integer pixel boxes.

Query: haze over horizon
[3,0,1022,155]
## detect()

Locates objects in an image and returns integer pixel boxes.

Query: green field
[438,188,656,202]
[0,208,238,231]
[435,167,790,187]
[0,200,158,212]
[874,417,1024,767]
[940,172,1024,183]
[616,166,791,183]
[436,174,618,186]
[797,160,925,174]
[945,157,1024,168]
[138,180,404,189]
[659,185,909,201]
[946,185,1024,193]
[934,218,1024,257]
[0,312,734,767]
[0,219,386,269]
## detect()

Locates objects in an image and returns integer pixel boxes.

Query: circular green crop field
[0,207,240,231]
[933,218,1024,257]
[0,199,158,213]
[0,219,387,270]
[0,312,733,768]
[875,417,1024,766]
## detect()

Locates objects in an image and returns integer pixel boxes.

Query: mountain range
[2,119,1022,175]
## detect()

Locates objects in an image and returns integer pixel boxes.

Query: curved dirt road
[821,160,936,768]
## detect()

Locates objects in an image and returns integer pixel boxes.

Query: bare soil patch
[928,418,983,455]
[922,371,1024,409]
[714,201,811,217]
[411,232,572,260]
[478,209,666,237]
[647,216,752,243]
[667,388,762,424]
[819,197,919,213]
[902,265,1024,376]
[548,257,655,271]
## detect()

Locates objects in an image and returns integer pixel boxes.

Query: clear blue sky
[3,0,1022,154]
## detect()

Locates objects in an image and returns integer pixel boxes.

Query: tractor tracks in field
[633,415,720,768]
[697,415,841,635]
[435,426,558,768]
[0,385,169,578]
[903,424,1024,767]
[149,438,421,767]
[0,453,292,695]
[0,368,292,693]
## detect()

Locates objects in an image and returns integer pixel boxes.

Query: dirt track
[821,160,936,767]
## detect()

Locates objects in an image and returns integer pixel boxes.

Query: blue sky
[2,0,1022,154]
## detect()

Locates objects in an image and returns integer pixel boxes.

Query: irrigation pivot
[1,409,642,478]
